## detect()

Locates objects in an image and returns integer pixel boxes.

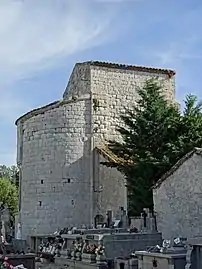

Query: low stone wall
[136,250,187,269]
[55,257,108,269]
[102,232,162,259]
[36,256,138,269]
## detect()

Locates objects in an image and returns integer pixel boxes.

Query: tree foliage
[0,165,19,186]
[106,79,202,216]
[0,165,19,218]
[0,178,18,216]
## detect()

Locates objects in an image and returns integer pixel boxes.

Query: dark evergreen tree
[105,79,202,216]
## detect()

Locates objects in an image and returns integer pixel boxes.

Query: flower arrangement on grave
[95,245,105,256]
[75,242,83,260]
[81,241,98,263]
[38,241,57,262]
[0,255,14,269]
[76,243,83,253]
[83,244,97,254]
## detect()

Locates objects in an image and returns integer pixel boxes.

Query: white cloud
[0,91,30,123]
[0,0,118,80]
[0,0,136,166]
[0,0,126,165]
[154,40,202,68]
[0,0,123,127]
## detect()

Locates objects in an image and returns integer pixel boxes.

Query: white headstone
[1,220,6,243]
[16,223,22,240]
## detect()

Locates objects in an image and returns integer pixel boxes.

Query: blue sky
[1,0,202,165]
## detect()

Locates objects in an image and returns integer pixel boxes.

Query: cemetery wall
[153,151,202,240]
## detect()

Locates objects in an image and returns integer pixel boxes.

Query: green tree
[105,79,202,216]
[169,95,202,161]
[0,165,19,186]
[0,178,18,217]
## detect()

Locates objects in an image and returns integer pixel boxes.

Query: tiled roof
[83,61,176,77]
[95,146,125,164]
[95,146,133,165]
[153,148,202,189]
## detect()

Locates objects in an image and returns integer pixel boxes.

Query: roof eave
[82,61,176,77]
[153,148,202,189]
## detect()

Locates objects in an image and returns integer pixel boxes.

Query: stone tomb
[185,237,202,269]
[33,228,162,269]
[55,256,108,269]
[6,254,36,269]
[81,232,162,260]
[60,230,162,260]
[135,247,187,269]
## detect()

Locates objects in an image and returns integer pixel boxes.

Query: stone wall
[153,152,202,240]
[17,97,92,238]
[63,63,91,98]
[16,61,176,239]
[93,151,127,219]
[90,65,175,144]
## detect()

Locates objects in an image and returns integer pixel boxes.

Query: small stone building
[16,61,176,239]
[153,148,202,240]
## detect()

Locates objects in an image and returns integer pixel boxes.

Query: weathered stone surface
[153,150,202,240]
[17,98,93,238]
[16,61,176,239]
[135,250,187,269]
[90,64,175,145]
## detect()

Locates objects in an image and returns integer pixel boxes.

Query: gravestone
[1,207,10,222]
[16,223,22,240]
[185,237,202,269]
[0,206,10,243]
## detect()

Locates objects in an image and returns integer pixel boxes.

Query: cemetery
[2,203,202,269]
[1,61,202,269]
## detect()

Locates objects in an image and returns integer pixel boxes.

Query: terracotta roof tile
[95,146,125,164]
[83,61,175,77]
[95,146,133,165]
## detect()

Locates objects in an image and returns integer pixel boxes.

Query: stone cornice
[15,96,90,125]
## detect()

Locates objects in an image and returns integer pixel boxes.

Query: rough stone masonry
[15,61,176,239]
